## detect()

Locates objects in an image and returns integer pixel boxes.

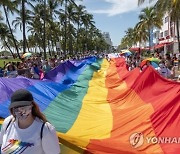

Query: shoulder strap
[40,122,46,140]
[5,118,13,132]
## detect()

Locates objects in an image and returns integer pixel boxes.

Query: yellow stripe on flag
[63,59,113,147]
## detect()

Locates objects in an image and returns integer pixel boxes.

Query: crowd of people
[0,57,55,79]
[124,52,180,81]
[0,50,180,153]
[0,51,180,81]
[0,51,104,79]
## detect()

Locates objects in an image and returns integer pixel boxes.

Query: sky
[1,0,156,48]
[76,0,156,46]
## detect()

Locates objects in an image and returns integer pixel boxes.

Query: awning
[153,42,173,49]
[154,44,164,49]
[142,47,150,50]
[129,47,140,52]
[129,47,149,52]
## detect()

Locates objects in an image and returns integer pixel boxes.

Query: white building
[152,13,180,54]
[103,32,113,46]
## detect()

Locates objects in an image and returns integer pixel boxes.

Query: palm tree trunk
[53,42,57,55]
[38,46,42,53]
[26,38,30,52]
[51,40,55,56]
[48,40,52,56]
[22,0,26,54]
[138,47,141,57]
[68,20,73,55]
[176,20,180,53]
[148,29,151,53]
[64,0,67,58]
[35,46,37,53]
[43,0,47,59]
[49,33,54,55]
[76,19,80,52]
[85,26,88,53]
[69,36,73,55]
[3,39,15,59]
[3,5,21,59]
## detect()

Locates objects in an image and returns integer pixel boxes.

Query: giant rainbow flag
[0,57,180,153]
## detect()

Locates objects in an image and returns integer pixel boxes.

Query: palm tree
[57,0,80,56]
[12,8,32,52]
[0,10,3,20]
[65,3,77,54]
[47,0,60,56]
[0,23,15,58]
[120,26,148,51]
[12,9,32,31]
[28,3,45,53]
[28,2,62,57]
[21,0,26,53]
[47,0,59,19]
[74,5,87,52]
[134,23,149,53]
[138,7,162,49]
[14,0,39,54]
[81,13,95,52]
[124,28,136,47]
[134,24,148,44]
[0,0,21,59]
[29,0,48,59]
[43,0,47,59]
[56,0,68,56]
[57,10,66,52]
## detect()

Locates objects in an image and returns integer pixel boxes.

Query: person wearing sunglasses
[0,89,60,154]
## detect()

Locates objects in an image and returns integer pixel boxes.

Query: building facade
[102,32,113,46]
[152,13,180,54]
[102,32,113,52]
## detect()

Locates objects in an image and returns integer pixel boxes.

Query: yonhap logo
[129,132,144,148]
[129,132,180,148]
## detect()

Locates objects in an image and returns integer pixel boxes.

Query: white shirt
[156,65,171,78]
[0,116,60,154]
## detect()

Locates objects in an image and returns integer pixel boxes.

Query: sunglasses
[13,105,32,113]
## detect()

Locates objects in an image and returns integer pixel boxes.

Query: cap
[9,89,33,109]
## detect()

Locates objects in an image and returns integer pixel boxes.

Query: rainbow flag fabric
[0,57,180,154]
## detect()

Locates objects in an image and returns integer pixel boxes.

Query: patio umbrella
[140,57,160,68]
[22,52,32,59]
[120,50,132,57]
[150,61,159,68]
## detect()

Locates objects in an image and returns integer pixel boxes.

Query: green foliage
[0,0,110,59]
[0,58,21,68]
[0,50,11,56]
[120,6,163,49]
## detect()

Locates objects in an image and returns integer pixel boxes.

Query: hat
[9,89,33,109]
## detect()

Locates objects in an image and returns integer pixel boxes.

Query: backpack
[5,118,46,140]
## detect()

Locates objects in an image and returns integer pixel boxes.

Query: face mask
[13,105,32,120]
[159,63,165,68]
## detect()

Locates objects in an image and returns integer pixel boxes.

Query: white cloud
[88,0,157,16]
[75,0,84,6]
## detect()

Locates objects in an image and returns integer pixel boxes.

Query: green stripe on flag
[44,59,103,133]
